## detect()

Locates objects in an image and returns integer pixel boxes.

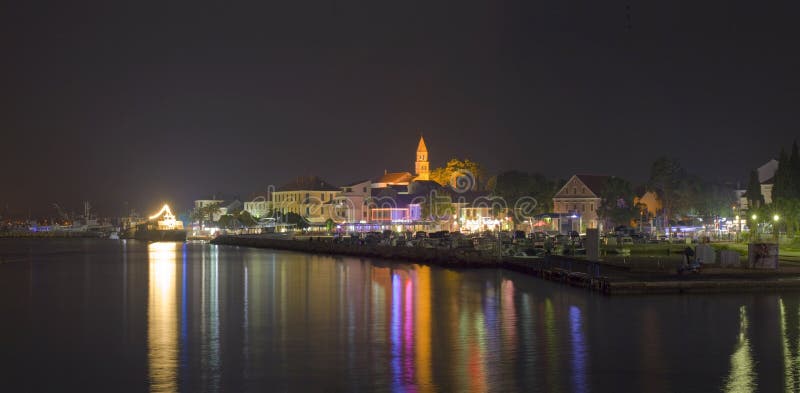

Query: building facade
[738,159,778,209]
[244,195,271,219]
[552,174,609,231]
[322,180,372,223]
[272,176,340,225]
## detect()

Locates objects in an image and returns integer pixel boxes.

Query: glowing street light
[751,214,759,241]
[773,214,781,243]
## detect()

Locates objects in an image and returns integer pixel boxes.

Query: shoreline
[211,235,800,295]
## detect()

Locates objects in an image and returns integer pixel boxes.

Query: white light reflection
[148,242,178,393]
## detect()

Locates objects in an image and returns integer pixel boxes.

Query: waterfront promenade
[212,235,800,295]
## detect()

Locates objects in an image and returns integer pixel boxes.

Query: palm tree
[192,202,222,229]
[190,208,205,230]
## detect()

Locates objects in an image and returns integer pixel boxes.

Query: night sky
[2,0,799,216]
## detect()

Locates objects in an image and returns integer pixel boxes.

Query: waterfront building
[738,159,778,209]
[371,171,414,188]
[451,191,504,233]
[194,197,224,210]
[552,174,609,232]
[272,176,340,225]
[193,196,242,221]
[244,194,271,218]
[322,179,372,224]
[634,189,661,231]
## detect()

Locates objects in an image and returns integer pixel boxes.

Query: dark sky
[2,0,799,217]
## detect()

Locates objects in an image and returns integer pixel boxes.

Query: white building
[323,180,372,223]
[738,159,778,209]
[244,195,271,218]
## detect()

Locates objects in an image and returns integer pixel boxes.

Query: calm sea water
[0,239,797,392]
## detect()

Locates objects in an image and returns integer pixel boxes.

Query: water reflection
[725,305,756,392]
[133,243,800,392]
[201,245,220,392]
[147,242,178,393]
[781,298,800,392]
[415,267,432,392]
[570,305,587,393]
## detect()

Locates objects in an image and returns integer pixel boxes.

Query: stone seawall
[0,231,106,238]
[211,235,505,268]
[211,235,800,295]
[211,235,622,293]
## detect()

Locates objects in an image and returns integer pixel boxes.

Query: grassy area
[601,243,688,255]
[601,241,800,268]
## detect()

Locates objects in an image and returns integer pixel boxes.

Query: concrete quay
[211,235,800,295]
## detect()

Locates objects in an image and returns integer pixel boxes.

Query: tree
[746,170,764,209]
[429,158,486,191]
[202,202,222,224]
[598,177,636,229]
[647,157,687,230]
[791,140,800,199]
[493,171,557,215]
[237,211,257,227]
[283,212,309,230]
[217,214,234,229]
[420,189,454,222]
[325,218,335,233]
[190,208,206,229]
[773,148,791,202]
[693,181,736,219]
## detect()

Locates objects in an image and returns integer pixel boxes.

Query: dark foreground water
[1,239,799,392]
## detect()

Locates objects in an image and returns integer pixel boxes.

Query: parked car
[428,230,450,239]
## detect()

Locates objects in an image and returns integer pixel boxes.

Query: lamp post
[773,214,780,244]
[735,215,740,243]
[751,214,758,242]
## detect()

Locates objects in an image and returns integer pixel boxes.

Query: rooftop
[277,176,339,192]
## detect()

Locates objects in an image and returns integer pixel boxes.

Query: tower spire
[417,135,428,153]
[415,135,429,180]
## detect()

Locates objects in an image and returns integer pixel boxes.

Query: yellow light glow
[150,204,174,220]
[774,214,780,222]
[149,204,183,230]
[751,214,757,221]
[148,242,178,393]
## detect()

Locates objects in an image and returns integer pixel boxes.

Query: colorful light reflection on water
[5,240,800,392]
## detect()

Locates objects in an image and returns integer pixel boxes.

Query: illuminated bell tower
[415,136,430,180]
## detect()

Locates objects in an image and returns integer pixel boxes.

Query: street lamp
[735,215,740,242]
[774,214,780,243]
[751,214,758,241]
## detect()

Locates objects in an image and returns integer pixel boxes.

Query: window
[573,187,577,194]
[582,187,586,194]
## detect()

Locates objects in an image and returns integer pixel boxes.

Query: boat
[133,204,187,242]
